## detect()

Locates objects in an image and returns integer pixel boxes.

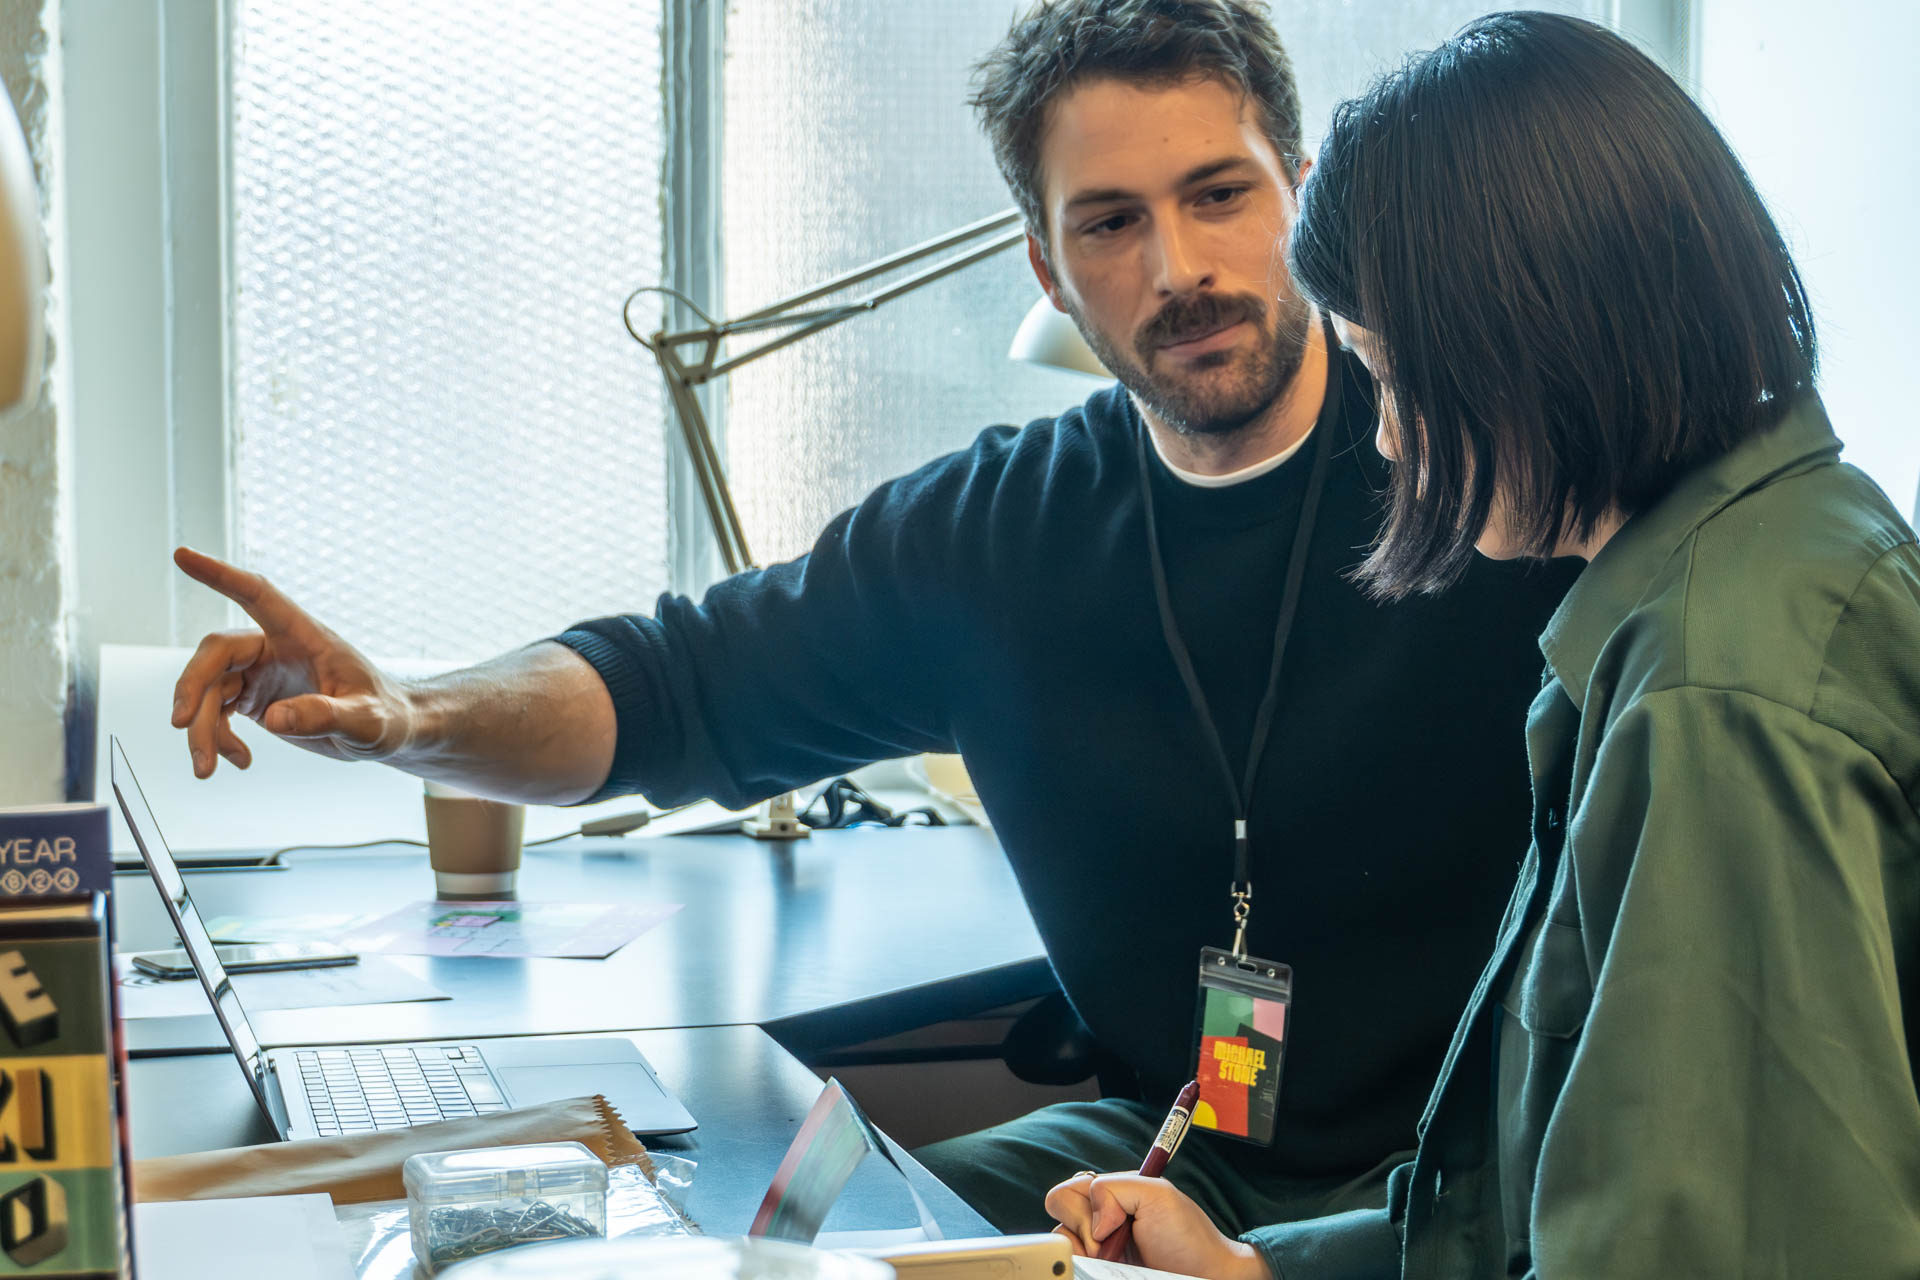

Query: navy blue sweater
[557,354,1577,1182]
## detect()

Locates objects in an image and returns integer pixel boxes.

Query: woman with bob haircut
[1046,11,1920,1278]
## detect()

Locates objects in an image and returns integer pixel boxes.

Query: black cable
[261,836,428,864]
[258,785,949,864]
[260,801,699,865]
[800,777,946,830]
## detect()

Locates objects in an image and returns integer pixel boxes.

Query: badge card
[1190,947,1291,1147]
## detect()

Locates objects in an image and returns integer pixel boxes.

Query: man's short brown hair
[970,0,1303,245]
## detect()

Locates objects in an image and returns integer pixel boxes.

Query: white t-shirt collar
[1148,424,1314,488]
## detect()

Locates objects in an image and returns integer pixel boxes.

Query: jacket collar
[1539,397,1843,711]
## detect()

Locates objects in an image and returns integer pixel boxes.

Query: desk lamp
[626,209,1104,839]
[1007,291,1108,379]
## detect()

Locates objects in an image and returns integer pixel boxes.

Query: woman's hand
[1044,1172,1269,1280]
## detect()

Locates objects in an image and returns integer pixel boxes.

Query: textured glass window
[1277,2,1607,155]
[720,1,1097,565]
[719,1,1608,565]
[229,1,667,660]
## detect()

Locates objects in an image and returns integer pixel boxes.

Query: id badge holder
[1190,946,1292,1146]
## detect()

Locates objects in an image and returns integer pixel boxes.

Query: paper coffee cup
[422,779,525,900]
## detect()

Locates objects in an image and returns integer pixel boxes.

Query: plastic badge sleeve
[1189,947,1291,1146]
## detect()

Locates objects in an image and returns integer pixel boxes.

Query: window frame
[662,0,730,595]
[66,0,230,651]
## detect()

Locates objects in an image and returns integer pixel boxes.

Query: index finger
[174,546,305,634]
[1043,1174,1098,1246]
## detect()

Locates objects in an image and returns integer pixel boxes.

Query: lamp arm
[702,228,1024,381]
[649,332,757,574]
[732,208,1021,325]
[623,206,1030,581]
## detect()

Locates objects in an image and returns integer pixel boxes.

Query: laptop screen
[110,738,288,1134]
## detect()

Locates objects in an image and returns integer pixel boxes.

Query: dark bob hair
[1288,11,1817,598]
[971,0,1303,245]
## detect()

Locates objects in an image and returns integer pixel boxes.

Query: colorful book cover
[0,808,110,903]
[0,805,129,1278]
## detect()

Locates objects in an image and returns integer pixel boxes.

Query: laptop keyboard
[294,1044,508,1136]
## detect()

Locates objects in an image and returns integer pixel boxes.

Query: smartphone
[129,941,359,979]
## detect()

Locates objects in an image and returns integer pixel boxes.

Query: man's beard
[1069,289,1313,437]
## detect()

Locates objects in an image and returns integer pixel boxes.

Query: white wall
[1696,1,1920,513]
[0,0,69,805]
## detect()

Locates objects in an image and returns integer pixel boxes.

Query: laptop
[110,738,697,1141]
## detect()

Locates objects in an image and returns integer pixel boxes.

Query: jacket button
[1434,1167,1447,1199]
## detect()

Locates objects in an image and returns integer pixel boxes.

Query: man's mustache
[1136,293,1265,356]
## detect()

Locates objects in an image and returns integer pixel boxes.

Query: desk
[130,1025,995,1237]
[122,825,1043,1245]
[118,826,1053,1056]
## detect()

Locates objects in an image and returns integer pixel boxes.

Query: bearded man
[167,0,1576,1239]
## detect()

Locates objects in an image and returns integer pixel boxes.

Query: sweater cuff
[1240,1208,1401,1280]
[549,625,658,806]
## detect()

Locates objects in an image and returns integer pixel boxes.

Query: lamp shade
[0,89,43,414]
[1008,295,1108,379]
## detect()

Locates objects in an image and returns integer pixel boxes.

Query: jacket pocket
[1498,919,1591,1039]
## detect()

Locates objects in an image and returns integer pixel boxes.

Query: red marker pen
[1095,1078,1202,1263]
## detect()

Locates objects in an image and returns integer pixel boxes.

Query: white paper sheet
[135,1193,355,1280]
[342,899,682,958]
[1072,1259,1211,1280]
[115,953,449,1019]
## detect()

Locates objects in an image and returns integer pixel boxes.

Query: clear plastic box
[402,1141,609,1274]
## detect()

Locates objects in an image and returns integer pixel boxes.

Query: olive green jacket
[1247,398,1920,1278]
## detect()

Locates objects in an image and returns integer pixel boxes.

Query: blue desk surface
[122,826,1046,1240]
[117,825,1054,1056]
[128,1025,995,1238]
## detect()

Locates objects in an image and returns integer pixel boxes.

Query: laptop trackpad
[495,1062,698,1137]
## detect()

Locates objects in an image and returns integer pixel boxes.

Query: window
[719,0,1096,564]
[716,0,1613,564]
[76,0,1681,659]
[226,0,669,659]
[1696,0,1920,513]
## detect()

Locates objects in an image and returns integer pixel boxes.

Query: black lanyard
[1135,336,1340,956]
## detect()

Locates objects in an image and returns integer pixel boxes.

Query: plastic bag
[335,1158,698,1279]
